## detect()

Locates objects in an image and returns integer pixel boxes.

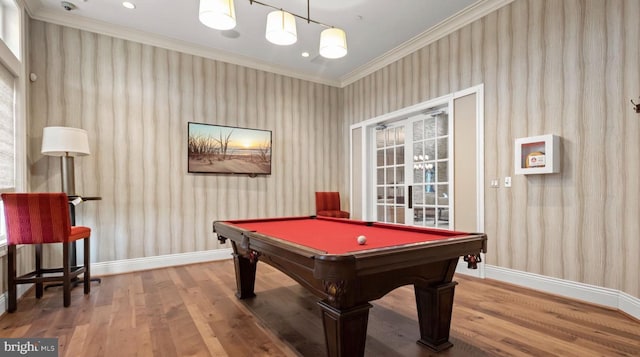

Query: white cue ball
[357,235,367,245]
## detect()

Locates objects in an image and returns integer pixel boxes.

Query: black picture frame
[188,122,272,176]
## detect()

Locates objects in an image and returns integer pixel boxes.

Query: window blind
[0,61,15,191]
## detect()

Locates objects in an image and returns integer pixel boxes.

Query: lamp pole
[61,153,76,196]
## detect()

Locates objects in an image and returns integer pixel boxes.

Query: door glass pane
[377,149,384,166]
[413,166,423,183]
[385,148,394,166]
[425,139,435,161]
[396,206,405,223]
[425,191,435,205]
[386,168,395,185]
[439,184,449,204]
[425,164,435,190]
[377,168,384,184]
[413,121,423,141]
[437,207,449,227]
[377,187,384,202]
[425,117,436,138]
[396,187,405,204]
[386,206,395,223]
[414,207,424,224]
[395,127,405,145]
[413,185,423,204]
[377,205,385,221]
[413,143,423,161]
[425,207,435,224]
[396,169,404,185]
[437,161,448,182]
[385,130,393,145]
[437,138,448,159]
[386,187,395,202]
[437,115,448,136]
[396,146,404,165]
[376,130,385,147]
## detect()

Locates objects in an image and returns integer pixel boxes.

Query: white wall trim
[0,283,31,316]
[92,248,233,276]
[484,265,640,321]
[619,292,640,321]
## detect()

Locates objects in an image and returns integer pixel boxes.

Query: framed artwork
[188,122,272,175]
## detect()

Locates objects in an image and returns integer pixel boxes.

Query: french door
[374,107,451,228]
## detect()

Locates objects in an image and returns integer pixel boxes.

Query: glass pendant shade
[265,10,297,46]
[199,0,236,30]
[319,28,347,59]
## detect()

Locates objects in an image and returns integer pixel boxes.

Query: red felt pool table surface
[226,216,468,255]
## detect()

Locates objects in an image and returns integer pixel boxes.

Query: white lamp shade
[41,126,90,157]
[199,0,236,30]
[319,28,348,59]
[265,10,297,46]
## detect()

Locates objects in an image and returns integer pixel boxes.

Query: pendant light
[199,0,237,30]
[265,10,297,46]
[199,0,348,58]
[319,28,347,59]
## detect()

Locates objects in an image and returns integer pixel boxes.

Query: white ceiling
[23,0,508,87]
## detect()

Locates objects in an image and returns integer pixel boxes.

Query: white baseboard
[619,292,640,320]
[484,265,640,321]
[0,284,32,315]
[91,248,233,276]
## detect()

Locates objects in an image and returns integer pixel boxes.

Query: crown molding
[27,6,341,87]
[25,0,513,89]
[339,0,515,87]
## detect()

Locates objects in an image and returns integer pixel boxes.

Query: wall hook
[632,98,640,113]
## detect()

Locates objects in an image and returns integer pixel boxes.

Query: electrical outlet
[504,177,512,187]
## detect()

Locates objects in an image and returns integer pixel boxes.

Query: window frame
[0,0,26,249]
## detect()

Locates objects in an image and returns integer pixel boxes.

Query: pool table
[213,216,487,357]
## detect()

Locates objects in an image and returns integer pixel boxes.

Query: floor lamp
[41,126,92,287]
[41,126,90,195]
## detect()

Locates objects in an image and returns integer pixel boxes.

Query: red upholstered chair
[315,192,350,219]
[1,193,91,312]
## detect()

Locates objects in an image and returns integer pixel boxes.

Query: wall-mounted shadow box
[514,134,559,175]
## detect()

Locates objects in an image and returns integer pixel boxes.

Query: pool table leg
[318,301,372,357]
[414,281,458,351]
[232,252,257,299]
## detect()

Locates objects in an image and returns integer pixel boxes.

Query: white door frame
[349,84,485,275]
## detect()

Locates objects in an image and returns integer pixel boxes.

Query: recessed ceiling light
[301,52,310,57]
[122,1,136,9]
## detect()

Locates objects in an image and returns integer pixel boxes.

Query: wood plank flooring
[0,260,638,356]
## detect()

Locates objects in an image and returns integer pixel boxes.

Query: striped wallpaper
[19,0,640,302]
[343,0,640,298]
[28,20,344,263]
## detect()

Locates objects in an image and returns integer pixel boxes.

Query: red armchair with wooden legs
[1,193,91,312]
[315,191,350,219]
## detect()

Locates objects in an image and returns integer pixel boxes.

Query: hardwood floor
[1,260,638,356]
